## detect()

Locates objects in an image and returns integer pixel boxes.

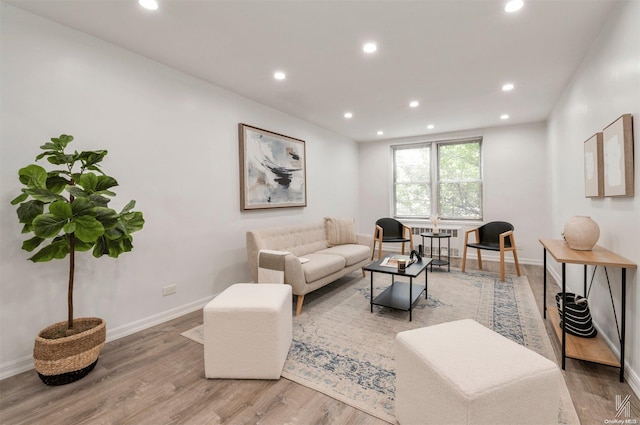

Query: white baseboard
[545,266,639,398]
[0,295,215,381]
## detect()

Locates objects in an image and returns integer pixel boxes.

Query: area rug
[181,269,579,424]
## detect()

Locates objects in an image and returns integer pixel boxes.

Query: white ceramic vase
[563,216,600,251]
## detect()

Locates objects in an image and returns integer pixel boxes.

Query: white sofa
[246,218,373,315]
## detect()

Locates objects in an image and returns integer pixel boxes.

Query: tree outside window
[393,139,482,220]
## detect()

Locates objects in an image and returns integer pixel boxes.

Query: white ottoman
[204,283,292,379]
[395,319,561,425]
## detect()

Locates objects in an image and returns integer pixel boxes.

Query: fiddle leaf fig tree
[11,134,144,333]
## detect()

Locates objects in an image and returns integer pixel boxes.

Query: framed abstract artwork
[602,114,634,197]
[584,132,603,198]
[239,123,307,210]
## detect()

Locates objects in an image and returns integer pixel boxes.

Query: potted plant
[10,134,144,385]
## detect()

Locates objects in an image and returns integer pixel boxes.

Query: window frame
[392,137,483,221]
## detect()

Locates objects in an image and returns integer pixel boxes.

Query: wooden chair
[461,221,521,282]
[371,218,414,260]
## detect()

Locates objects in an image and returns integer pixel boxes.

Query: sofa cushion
[301,253,346,283]
[324,217,357,246]
[318,244,371,267]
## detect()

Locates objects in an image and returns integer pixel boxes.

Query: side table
[420,232,451,272]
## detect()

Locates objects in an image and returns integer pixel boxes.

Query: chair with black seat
[371,218,414,260]
[461,221,521,282]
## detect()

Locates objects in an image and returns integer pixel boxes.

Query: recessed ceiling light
[377,130,384,135]
[505,0,524,13]
[409,101,420,108]
[427,124,435,130]
[139,0,158,10]
[363,42,377,53]
[502,83,515,91]
[500,114,510,120]
[274,71,286,80]
[344,112,353,119]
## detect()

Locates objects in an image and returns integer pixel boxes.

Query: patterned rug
[182,269,579,424]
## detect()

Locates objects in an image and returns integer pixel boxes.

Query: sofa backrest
[246,222,329,281]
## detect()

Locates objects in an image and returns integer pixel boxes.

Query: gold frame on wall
[602,114,634,197]
[584,132,604,198]
[238,123,307,211]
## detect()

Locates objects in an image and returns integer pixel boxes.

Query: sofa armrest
[284,255,307,295]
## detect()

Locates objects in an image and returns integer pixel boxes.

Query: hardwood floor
[1,260,638,424]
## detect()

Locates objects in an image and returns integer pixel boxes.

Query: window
[393,138,482,220]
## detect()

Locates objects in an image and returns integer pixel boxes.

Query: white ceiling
[7,0,617,142]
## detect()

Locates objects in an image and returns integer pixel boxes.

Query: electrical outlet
[162,284,177,296]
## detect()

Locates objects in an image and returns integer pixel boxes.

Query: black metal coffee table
[364,256,432,321]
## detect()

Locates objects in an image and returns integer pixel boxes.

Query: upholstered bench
[395,319,561,425]
[203,283,292,379]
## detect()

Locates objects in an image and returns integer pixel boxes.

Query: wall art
[603,114,634,197]
[239,123,307,210]
[584,132,603,198]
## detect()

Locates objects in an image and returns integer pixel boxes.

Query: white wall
[547,0,640,393]
[0,4,361,378]
[359,121,550,263]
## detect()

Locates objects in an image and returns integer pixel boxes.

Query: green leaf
[24,188,66,203]
[18,164,48,189]
[33,214,66,238]
[46,175,69,194]
[46,153,75,165]
[51,134,74,149]
[95,175,118,192]
[74,238,94,252]
[90,194,110,207]
[122,211,145,233]
[92,236,109,258]
[63,222,76,233]
[71,197,95,216]
[78,172,98,192]
[21,223,33,234]
[67,186,89,198]
[72,215,104,243]
[28,240,70,262]
[10,192,28,205]
[39,142,59,150]
[22,236,45,252]
[94,207,119,228]
[120,200,136,214]
[49,200,72,218]
[16,200,44,224]
[77,150,108,168]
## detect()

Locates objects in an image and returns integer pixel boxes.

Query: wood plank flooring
[1,260,638,424]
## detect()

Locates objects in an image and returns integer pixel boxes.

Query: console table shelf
[546,307,620,367]
[539,238,636,382]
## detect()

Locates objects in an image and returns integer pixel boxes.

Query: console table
[539,238,636,382]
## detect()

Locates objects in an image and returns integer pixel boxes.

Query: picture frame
[239,123,307,210]
[584,132,603,198]
[602,114,634,197]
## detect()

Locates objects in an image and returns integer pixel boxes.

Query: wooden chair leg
[512,248,521,276]
[477,249,483,270]
[295,295,305,316]
[499,249,505,282]
[361,267,366,277]
[461,244,468,272]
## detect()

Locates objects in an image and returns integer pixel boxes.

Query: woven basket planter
[33,317,106,386]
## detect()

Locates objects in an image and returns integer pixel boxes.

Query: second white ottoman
[395,319,561,425]
[204,283,292,379]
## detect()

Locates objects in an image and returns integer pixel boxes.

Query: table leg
[620,268,626,382]
[409,276,413,322]
[562,263,566,370]
[430,237,434,272]
[370,271,374,313]
[447,236,450,272]
[543,248,547,319]
[425,266,428,299]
